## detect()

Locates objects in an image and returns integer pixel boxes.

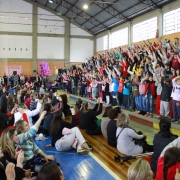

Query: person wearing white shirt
[14,99,43,127]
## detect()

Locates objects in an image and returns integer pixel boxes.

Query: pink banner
[6,65,22,75]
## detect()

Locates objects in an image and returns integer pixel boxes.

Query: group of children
[56,38,180,122]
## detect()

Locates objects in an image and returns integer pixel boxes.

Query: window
[111,27,128,48]
[103,35,108,50]
[163,7,180,35]
[133,17,157,43]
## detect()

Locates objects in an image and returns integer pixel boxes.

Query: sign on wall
[5,65,22,75]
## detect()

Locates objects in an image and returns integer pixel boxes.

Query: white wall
[70,38,93,62]
[37,8,64,34]
[0,0,32,32]
[96,36,106,52]
[70,24,92,36]
[37,37,64,59]
[0,35,32,58]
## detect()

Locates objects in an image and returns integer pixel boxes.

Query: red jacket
[117,79,124,93]
[155,156,180,180]
[144,81,156,97]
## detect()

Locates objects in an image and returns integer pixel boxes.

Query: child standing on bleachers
[160,76,172,118]
[154,75,162,118]
[123,77,130,110]
[171,76,180,123]
[144,75,156,118]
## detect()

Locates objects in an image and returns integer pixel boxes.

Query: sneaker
[144,114,149,117]
[77,149,89,155]
[135,111,140,114]
[149,115,153,118]
[171,119,178,122]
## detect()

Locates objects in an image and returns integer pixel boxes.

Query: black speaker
[13,71,17,75]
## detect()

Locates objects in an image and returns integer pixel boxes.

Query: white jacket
[14,102,42,127]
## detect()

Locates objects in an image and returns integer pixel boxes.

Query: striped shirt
[18,126,42,164]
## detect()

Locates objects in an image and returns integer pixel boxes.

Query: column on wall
[128,21,132,46]
[64,18,70,67]
[93,36,96,55]
[157,9,163,40]
[32,2,38,75]
[108,30,111,50]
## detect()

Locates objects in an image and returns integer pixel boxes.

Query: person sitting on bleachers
[116,113,153,155]
[155,147,180,180]
[101,106,113,139]
[128,158,153,180]
[106,107,121,147]
[150,117,178,175]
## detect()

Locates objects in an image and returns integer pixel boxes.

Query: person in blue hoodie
[123,77,131,110]
[112,71,120,106]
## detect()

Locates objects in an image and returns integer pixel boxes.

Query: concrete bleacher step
[57,90,180,137]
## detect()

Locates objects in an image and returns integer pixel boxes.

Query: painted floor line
[89,152,122,180]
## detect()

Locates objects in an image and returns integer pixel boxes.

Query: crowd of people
[56,37,180,121]
[0,37,180,179]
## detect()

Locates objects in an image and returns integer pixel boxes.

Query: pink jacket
[139,83,146,95]
[135,79,146,95]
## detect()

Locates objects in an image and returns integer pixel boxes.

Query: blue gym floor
[34,137,116,180]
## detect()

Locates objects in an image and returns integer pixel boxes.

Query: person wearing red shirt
[155,147,180,180]
[117,76,124,107]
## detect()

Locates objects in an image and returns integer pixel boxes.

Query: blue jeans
[146,94,153,114]
[114,91,120,106]
[173,100,180,120]
[135,96,140,110]
[139,94,146,112]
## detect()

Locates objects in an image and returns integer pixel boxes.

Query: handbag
[134,139,145,147]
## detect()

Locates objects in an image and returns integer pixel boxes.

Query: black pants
[136,131,154,153]
[118,92,123,106]
[86,126,102,135]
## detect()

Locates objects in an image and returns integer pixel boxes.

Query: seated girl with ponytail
[79,98,103,135]
[155,147,180,180]
[107,107,121,147]
[49,109,91,155]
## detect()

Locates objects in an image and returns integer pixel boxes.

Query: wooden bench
[80,129,135,180]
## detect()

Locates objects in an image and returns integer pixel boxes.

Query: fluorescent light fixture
[83,4,88,9]
[49,0,53,3]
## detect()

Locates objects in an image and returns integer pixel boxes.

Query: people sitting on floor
[101,106,113,139]
[14,100,43,127]
[38,96,63,136]
[128,158,153,180]
[0,148,28,180]
[37,162,64,180]
[79,98,103,135]
[150,117,178,175]
[49,109,91,155]
[1,111,55,176]
[60,94,71,118]
[116,113,153,155]
[107,107,121,147]
[74,98,83,125]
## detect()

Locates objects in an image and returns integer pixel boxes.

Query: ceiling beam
[57,0,108,30]
[44,0,49,7]
[90,0,148,32]
[54,0,62,11]
[81,0,119,26]
[63,0,78,16]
